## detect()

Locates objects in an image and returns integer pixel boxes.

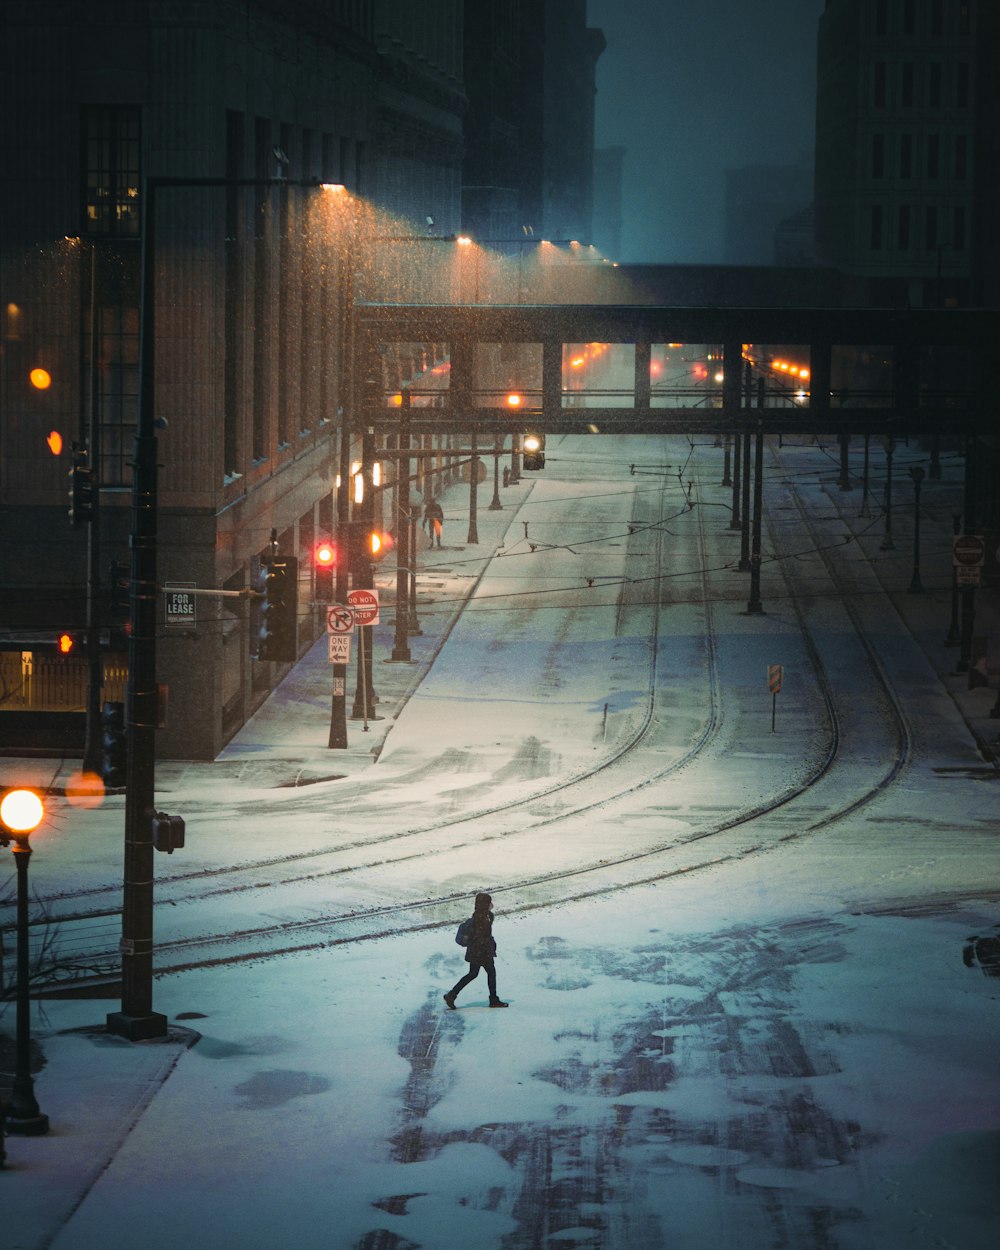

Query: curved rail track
[19,437,919,988]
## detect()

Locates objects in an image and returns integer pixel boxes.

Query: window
[955,134,967,180]
[84,300,139,487]
[900,133,913,179]
[82,105,141,236]
[871,204,883,251]
[898,205,910,252]
[903,0,916,35]
[957,62,970,107]
[929,63,942,107]
[925,206,938,251]
[931,0,943,36]
[927,133,940,179]
[953,206,966,251]
[901,63,914,107]
[875,0,887,35]
[872,134,885,178]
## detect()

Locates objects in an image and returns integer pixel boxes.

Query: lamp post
[108,173,322,1041]
[880,436,896,551]
[0,789,49,1136]
[908,466,925,593]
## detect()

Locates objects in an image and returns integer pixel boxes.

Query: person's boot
[489,997,508,1008]
[443,991,457,1009]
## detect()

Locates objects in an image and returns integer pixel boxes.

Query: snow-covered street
[3,433,998,1249]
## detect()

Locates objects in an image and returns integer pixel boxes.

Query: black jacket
[465,913,497,964]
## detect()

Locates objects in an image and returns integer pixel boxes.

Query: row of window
[871,130,969,180]
[872,59,971,110]
[873,0,973,38]
[869,202,966,252]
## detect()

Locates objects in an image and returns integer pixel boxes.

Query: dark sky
[588,0,826,264]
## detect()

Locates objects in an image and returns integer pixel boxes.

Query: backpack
[455,918,473,946]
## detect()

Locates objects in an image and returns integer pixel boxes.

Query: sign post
[326,604,354,749]
[347,589,381,728]
[767,664,783,733]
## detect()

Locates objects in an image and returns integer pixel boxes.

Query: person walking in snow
[423,497,444,548]
[444,892,508,1008]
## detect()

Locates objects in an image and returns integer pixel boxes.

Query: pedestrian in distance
[445,891,508,1008]
[423,497,444,548]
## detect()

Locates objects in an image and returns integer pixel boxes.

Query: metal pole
[739,424,752,571]
[945,514,961,646]
[7,844,48,1134]
[880,437,895,551]
[957,437,976,673]
[729,431,741,529]
[107,177,167,1042]
[391,392,412,661]
[860,433,871,517]
[908,468,924,593]
[467,429,479,543]
[489,434,503,510]
[747,388,765,614]
[83,244,104,775]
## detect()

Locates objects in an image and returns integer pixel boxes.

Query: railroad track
[15,436,919,988]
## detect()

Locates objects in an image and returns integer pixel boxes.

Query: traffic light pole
[82,245,104,777]
[106,176,166,1042]
[108,173,316,1041]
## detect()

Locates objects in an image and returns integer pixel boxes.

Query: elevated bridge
[356,303,993,439]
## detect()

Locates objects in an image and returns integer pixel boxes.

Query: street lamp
[109,173,324,1043]
[0,789,50,1136]
[908,465,925,593]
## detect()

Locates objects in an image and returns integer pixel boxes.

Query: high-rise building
[814,0,989,308]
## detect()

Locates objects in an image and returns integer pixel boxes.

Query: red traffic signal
[314,540,337,569]
[57,632,78,654]
[314,540,336,602]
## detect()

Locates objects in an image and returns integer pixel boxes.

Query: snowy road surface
[2,433,998,1249]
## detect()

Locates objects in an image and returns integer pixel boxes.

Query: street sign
[164,582,196,628]
[328,633,352,664]
[954,535,985,586]
[768,664,783,694]
[326,604,355,634]
[953,534,985,567]
[347,588,380,626]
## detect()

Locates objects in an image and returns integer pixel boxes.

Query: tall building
[460,1,603,245]
[814,0,986,308]
[0,0,604,760]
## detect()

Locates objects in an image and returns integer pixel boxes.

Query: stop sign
[953,534,985,567]
[347,588,380,625]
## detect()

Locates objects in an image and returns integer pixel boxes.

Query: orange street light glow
[46,430,63,455]
[1,788,44,834]
[30,368,52,390]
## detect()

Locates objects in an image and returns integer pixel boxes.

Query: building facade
[0,0,604,760]
[814,0,986,307]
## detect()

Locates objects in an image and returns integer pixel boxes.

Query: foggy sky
[589,0,825,265]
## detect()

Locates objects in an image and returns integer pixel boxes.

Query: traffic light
[522,432,546,470]
[346,522,392,580]
[68,443,94,526]
[101,700,127,789]
[257,556,298,662]
[152,811,186,854]
[314,540,337,602]
[56,631,80,655]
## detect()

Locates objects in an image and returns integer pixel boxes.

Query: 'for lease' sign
[164,582,197,628]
